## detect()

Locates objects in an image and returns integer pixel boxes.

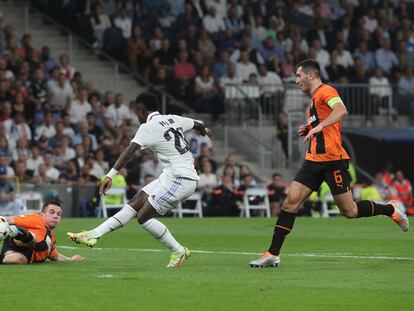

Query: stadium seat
[19,191,43,213]
[99,187,127,218]
[240,188,271,218]
[321,194,340,217]
[174,192,203,218]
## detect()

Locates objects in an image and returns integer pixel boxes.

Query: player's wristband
[106,168,118,179]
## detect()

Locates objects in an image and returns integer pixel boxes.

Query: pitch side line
[59,245,414,261]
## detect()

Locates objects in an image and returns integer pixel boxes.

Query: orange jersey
[305,84,350,162]
[11,213,58,263]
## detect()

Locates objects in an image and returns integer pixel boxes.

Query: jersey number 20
[164,127,190,154]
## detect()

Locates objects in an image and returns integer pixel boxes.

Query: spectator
[34,112,56,140]
[0,134,12,161]
[326,52,347,82]
[203,5,225,35]
[127,26,150,77]
[208,175,239,216]
[196,145,217,173]
[267,173,287,216]
[39,46,58,78]
[198,29,216,59]
[32,163,54,184]
[397,67,414,120]
[353,41,376,71]
[28,67,48,107]
[14,159,32,183]
[139,152,163,186]
[334,41,353,69]
[43,151,60,182]
[48,72,73,111]
[174,50,196,99]
[26,145,43,175]
[197,161,218,202]
[392,170,413,208]
[78,163,99,184]
[224,5,245,34]
[375,38,398,75]
[257,64,283,97]
[149,27,164,53]
[0,166,24,215]
[104,93,131,132]
[11,137,29,162]
[368,67,392,117]
[113,8,132,40]
[91,4,112,49]
[311,39,330,80]
[276,112,288,158]
[194,66,222,118]
[236,50,258,82]
[58,54,76,81]
[58,160,79,184]
[72,121,98,151]
[153,39,174,70]
[0,154,14,176]
[68,89,91,124]
[186,128,213,157]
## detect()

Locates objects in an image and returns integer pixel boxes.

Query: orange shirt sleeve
[12,213,44,230]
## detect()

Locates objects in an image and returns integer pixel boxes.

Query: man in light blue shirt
[375,39,398,75]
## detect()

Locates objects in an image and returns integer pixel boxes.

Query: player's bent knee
[340,208,357,218]
[281,198,300,213]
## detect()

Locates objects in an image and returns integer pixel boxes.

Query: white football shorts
[142,175,197,215]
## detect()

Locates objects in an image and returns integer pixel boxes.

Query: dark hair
[272,173,281,178]
[42,200,62,212]
[295,59,320,77]
[134,91,159,112]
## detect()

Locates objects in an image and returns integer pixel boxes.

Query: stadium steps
[0,2,145,101]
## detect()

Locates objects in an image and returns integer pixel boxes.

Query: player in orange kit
[0,201,84,264]
[249,59,409,268]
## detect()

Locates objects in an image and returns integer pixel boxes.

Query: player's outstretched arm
[56,253,85,262]
[193,121,213,139]
[100,142,141,195]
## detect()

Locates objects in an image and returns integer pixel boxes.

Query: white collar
[147,111,161,122]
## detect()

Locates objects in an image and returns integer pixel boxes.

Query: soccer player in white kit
[67,92,212,268]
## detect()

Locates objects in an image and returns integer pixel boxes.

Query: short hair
[134,92,159,112]
[296,59,321,77]
[272,173,281,178]
[42,200,62,213]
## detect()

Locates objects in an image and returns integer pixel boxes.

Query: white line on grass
[59,245,414,261]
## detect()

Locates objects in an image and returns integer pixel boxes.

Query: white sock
[90,204,137,238]
[140,218,184,253]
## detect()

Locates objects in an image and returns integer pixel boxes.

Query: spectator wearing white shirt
[26,145,43,175]
[104,93,131,131]
[335,41,354,69]
[312,39,330,80]
[61,135,76,161]
[139,154,163,186]
[198,161,218,197]
[43,151,60,181]
[34,112,56,140]
[220,63,243,98]
[369,67,392,119]
[0,154,15,176]
[363,8,378,33]
[114,8,132,39]
[48,73,73,111]
[203,6,225,34]
[3,112,32,149]
[68,89,92,124]
[257,64,284,97]
[236,50,258,82]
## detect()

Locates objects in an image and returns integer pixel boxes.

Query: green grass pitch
[1,217,413,311]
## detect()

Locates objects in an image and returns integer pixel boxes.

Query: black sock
[268,210,296,256]
[356,200,394,217]
[13,227,34,243]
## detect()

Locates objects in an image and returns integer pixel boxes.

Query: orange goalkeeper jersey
[305,84,350,162]
[11,213,59,263]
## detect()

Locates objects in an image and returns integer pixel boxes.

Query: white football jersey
[131,112,199,180]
